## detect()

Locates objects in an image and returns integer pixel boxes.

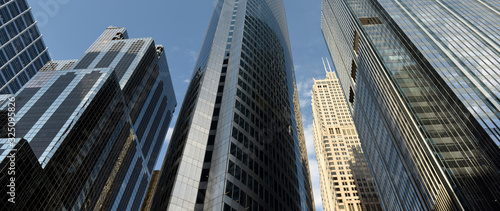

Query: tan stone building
[312,65,382,211]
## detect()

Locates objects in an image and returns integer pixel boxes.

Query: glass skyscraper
[0,0,50,94]
[322,0,500,210]
[0,26,176,210]
[151,0,314,210]
[141,170,161,211]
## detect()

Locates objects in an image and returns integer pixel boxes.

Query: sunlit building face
[322,0,500,210]
[151,0,315,210]
[311,70,382,211]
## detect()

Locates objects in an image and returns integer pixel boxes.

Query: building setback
[321,0,500,210]
[0,0,51,94]
[312,65,381,211]
[0,26,176,210]
[151,0,314,210]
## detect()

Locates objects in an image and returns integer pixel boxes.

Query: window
[351,60,357,82]
[353,31,360,54]
[359,17,382,25]
[349,87,354,104]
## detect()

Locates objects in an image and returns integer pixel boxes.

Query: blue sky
[27,0,330,210]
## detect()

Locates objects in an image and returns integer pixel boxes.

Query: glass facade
[141,170,161,211]
[0,0,50,94]
[151,0,314,210]
[312,71,382,211]
[322,0,500,210]
[0,27,176,210]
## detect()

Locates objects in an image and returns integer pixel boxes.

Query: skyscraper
[151,0,314,210]
[0,26,176,210]
[322,0,500,210]
[141,170,161,211]
[0,0,51,94]
[311,61,381,211]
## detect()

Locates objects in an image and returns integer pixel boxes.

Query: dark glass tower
[0,0,51,94]
[322,0,500,210]
[0,27,176,210]
[151,0,314,210]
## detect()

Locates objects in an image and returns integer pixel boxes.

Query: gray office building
[322,0,500,210]
[0,0,50,94]
[0,26,176,210]
[151,0,315,210]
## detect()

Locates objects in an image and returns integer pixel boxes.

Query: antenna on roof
[322,57,329,73]
[326,59,333,72]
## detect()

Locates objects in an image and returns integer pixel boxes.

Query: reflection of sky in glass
[322,0,500,210]
[0,0,51,94]
[26,0,331,210]
[379,0,500,145]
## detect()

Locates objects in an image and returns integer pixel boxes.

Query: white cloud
[186,50,198,62]
[308,159,323,211]
[297,79,313,108]
[303,117,324,211]
[154,127,175,170]
[303,120,316,157]
[184,79,190,83]
[165,127,174,142]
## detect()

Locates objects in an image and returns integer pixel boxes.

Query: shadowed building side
[311,70,381,211]
[0,27,176,211]
[322,0,500,210]
[151,0,314,210]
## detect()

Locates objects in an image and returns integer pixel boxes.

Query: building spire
[326,58,333,72]
[322,57,329,74]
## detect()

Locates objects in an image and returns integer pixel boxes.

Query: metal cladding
[0,0,51,94]
[151,0,315,210]
[0,27,176,210]
[322,0,500,210]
